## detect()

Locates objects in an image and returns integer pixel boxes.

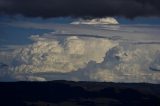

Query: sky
[0,0,160,83]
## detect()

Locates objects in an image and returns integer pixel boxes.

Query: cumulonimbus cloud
[1,35,116,74]
[0,0,160,18]
[0,34,160,83]
[0,23,160,83]
[70,45,160,83]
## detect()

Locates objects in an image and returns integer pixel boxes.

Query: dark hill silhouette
[0,80,160,106]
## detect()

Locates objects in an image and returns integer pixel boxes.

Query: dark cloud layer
[0,0,160,18]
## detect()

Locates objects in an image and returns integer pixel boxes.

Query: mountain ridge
[0,80,160,106]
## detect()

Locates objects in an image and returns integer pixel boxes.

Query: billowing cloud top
[0,21,160,83]
[0,30,160,83]
[8,35,116,74]
[71,17,119,25]
[0,0,160,18]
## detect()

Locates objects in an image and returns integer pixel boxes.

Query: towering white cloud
[5,34,117,75]
[0,23,160,83]
[150,53,160,71]
[82,45,160,83]
[71,17,119,25]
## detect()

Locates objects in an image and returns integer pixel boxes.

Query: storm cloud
[0,0,160,18]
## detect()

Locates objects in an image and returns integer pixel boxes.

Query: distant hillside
[0,80,160,106]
